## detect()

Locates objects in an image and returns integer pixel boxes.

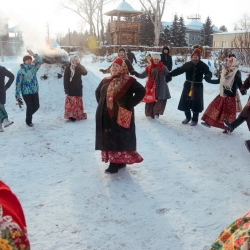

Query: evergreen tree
[219,25,228,32]
[139,11,155,46]
[176,16,187,46]
[170,14,179,46]
[159,25,171,45]
[200,16,214,46]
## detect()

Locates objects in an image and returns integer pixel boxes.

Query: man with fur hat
[167,45,214,126]
[15,49,42,127]
[99,48,136,75]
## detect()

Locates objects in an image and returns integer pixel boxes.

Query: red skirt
[64,95,87,120]
[101,151,143,164]
[201,95,236,129]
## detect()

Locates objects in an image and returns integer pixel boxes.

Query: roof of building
[162,19,221,33]
[104,0,143,16]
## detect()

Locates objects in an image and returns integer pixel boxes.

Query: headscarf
[0,181,30,249]
[220,57,239,97]
[69,56,80,82]
[104,60,133,118]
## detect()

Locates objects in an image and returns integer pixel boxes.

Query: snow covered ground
[1,53,250,250]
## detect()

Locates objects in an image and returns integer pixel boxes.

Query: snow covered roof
[162,19,221,33]
[104,0,143,16]
[212,30,250,35]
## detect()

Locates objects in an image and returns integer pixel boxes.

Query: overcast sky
[1,0,249,38]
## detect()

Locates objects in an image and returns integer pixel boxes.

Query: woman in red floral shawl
[0,181,30,249]
[95,57,145,174]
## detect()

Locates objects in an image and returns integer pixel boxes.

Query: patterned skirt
[201,95,236,129]
[64,95,87,120]
[236,90,243,112]
[209,210,250,250]
[0,104,8,123]
[145,100,167,116]
[101,151,143,164]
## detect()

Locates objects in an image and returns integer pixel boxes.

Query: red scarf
[145,59,164,94]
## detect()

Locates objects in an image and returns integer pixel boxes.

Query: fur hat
[191,48,202,58]
[151,53,161,60]
[23,55,32,63]
[191,44,203,58]
[113,57,123,66]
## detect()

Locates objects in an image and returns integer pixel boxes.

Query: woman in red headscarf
[95,57,145,174]
[0,181,30,249]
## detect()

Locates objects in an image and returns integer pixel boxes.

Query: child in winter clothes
[0,65,14,132]
[15,50,42,127]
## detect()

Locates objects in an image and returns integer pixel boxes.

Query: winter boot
[224,116,245,133]
[201,121,211,128]
[105,163,118,174]
[182,118,191,124]
[26,122,34,127]
[154,113,159,119]
[69,117,76,122]
[3,118,14,128]
[0,123,3,132]
[245,140,250,153]
[117,163,126,169]
[190,121,198,126]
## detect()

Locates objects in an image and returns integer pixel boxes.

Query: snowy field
[1,53,250,250]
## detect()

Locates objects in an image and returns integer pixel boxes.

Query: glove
[17,98,23,108]
[99,69,105,73]
[240,89,247,95]
[165,74,172,82]
[134,72,139,77]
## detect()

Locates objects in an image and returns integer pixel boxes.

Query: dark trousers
[185,111,199,122]
[23,93,40,124]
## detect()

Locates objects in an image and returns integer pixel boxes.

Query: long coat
[64,63,87,97]
[95,77,145,151]
[160,46,172,71]
[136,64,171,100]
[169,60,213,113]
[0,66,14,104]
[240,74,250,130]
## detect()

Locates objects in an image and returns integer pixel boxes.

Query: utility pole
[68,28,71,46]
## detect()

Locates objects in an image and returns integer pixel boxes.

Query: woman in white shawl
[63,56,88,121]
[201,56,243,133]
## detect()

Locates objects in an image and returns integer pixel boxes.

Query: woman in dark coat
[64,56,88,121]
[134,53,171,119]
[0,65,14,132]
[168,46,213,126]
[201,56,243,132]
[95,57,145,174]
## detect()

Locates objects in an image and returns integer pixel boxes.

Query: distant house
[162,19,221,46]
[212,30,250,48]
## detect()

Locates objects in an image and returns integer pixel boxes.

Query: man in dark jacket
[160,46,172,71]
[168,47,213,126]
[99,48,136,75]
[0,65,14,132]
[127,49,137,64]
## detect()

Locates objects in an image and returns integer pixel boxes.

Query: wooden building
[104,0,143,46]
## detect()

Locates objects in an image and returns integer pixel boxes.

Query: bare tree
[233,13,250,30]
[61,0,113,44]
[138,0,167,46]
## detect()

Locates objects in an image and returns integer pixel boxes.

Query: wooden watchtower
[104,0,143,46]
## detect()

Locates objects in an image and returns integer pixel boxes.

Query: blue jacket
[15,54,42,98]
